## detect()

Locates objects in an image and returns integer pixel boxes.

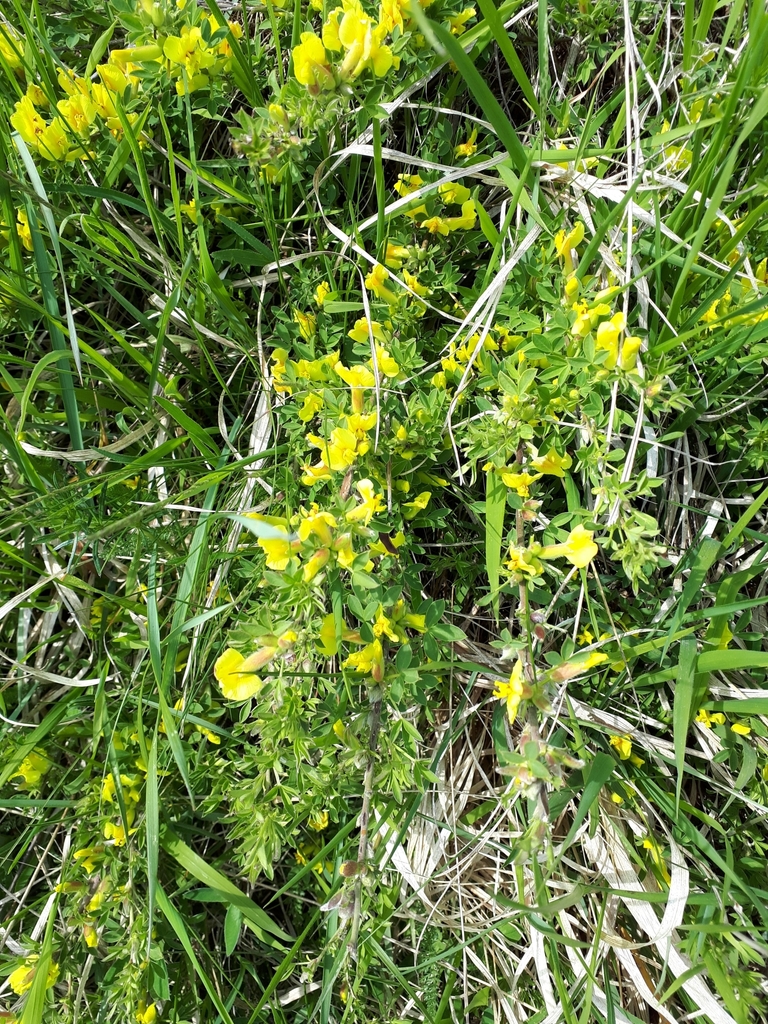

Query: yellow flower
[345,411,378,438]
[577,628,594,645]
[256,526,299,569]
[164,26,216,93]
[539,524,598,569]
[179,198,199,223]
[83,923,99,948]
[731,722,751,736]
[555,222,585,257]
[10,95,47,148]
[420,199,476,234]
[294,309,317,340]
[307,426,361,471]
[302,461,334,486]
[293,31,334,89]
[380,0,407,32]
[348,317,387,345]
[403,491,431,518]
[365,263,398,303]
[595,312,626,370]
[74,845,103,874]
[214,648,268,700]
[385,242,410,268]
[394,173,424,197]
[335,363,376,389]
[298,507,337,546]
[642,837,671,884]
[90,83,118,120]
[530,448,572,477]
[495,466,539,497]
[419,215,450,236]
[438,181,471,205]
[346,478,385,524]
[455,127,478,158]
[337,8,394,78]
[299,392,324,422]
[57,93,96,136]
[303,548,330,582]
[344,639,384,681]
[333,532,357,569]
[372,343,399,377]
[403,269,429,297]
[315,280,331,306]
[136,1002,157,1024]
[493,660,529,724]
[506,546,537,576]
[0,24,22,68]
[97,63,129,93]
[620,336,642,371]
[10,749,50,787]
[695,708,725,728]
[448,6,475,34]
[308,810,330,831]
[9,957,59,996]
[610,734,632,760]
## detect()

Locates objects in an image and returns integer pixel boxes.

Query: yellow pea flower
[299,392,324,422]
[731,722,751,736]
[385,242,410,268]
[345,411,378,437]
[90,83,118,120]
[10,95,47,148]
[349,317,387,344]
[455,127,478,158]
[346,478,385,524]
[57,93,96,136]
[136,1002,157,1024]
[15,210,33,252]
[393,173,423,197]
[303,548,331,582]
[337,9,394,78]
[214,648,268,701]
[595,312,626,370]
[336,362,376,412]
[539,524,598,569]
[9,957,59,996]
[620,335,642,371]
[530,448,572,477]
[315,280,332,306]
[448,6,475,34]
[292,31,334,90]
[365,263,398,303]
[83,923,99,948]
[294,309,317,339]
[309,810,330,831]
[419,215,450,236]
[444,198,476,231]
[10,749,50,787]
[403,269,429,297]
[0,24,22,68]
[179,198,199,223]
[506,546,537,576]
[298,507,337,546]
[380,0,407,32]
[36,119,69,161]
[438,181,471,205]
[610,734,632,760]
[498,468,540,497]
[401,491,430,519]
[307,426,361,471]
[97,63,129,93]
[344,639,384,681]
[372,343,400,377]
[493,660,529,724]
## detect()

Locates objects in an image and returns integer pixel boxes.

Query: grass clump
[1,0,768,1022]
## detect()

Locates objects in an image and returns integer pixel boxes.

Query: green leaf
[560,753,615,853]
[161,829,290,944]
[224,904,242,957]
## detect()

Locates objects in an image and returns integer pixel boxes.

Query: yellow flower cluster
[102,770,143,846]
[570,294,642,372]
[292,0,399,92]
[214,629,297,700]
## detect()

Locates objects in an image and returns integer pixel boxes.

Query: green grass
[1,0,768,1022]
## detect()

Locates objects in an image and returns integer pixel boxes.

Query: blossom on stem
[539,524,598,569]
